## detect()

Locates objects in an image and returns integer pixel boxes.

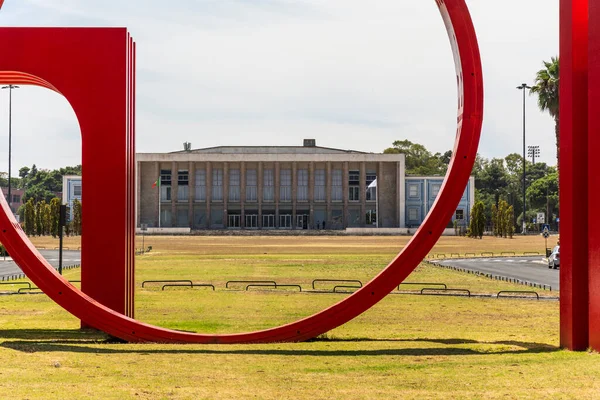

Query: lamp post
[517,83,531,234]
[528,145,540,165]
[1,84,19,213]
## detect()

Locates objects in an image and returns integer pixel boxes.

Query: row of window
[407,183,441,199]
[159,169,377,203]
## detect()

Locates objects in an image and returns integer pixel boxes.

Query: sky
[0,0,559,176]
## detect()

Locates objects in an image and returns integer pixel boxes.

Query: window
[177,209,188,227]
[296,214,309,229]
[212,169,223,201]
[348,170,359,202]
[408,207,419,221]
[349,170,360,186]
[178,170,189,185]
[297,169,308,201]
[366,173,376,201]
[455,209,464,220]
[431,184,441,198]
[366,209,377,225]
[279,214,292,228]
[229,169,240,202]
[263,169,274,202]
[315,169,325,201]
[12,195,21,204]
[246,169,257,202]
[161,185,171,202]
[160,209,172,226]
[228,214,241,228]
[408,184,419,198]
[245,214,258,228]
[73,185,82,197]
[160,169,172,185]
[280,169,291,202]
[195,169,206,201]
[177,185,189,201]
[332,169,343,201]
[263,214,275,228]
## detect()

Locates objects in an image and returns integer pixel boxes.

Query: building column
[188,161,194,229]
[171,162,178,227]
[154,162,160,227]
[258,162,263,229]
[275,162,280,228]
[292,162,297,229]
[326,162,332,227]
[206,162,212,229]
[398,160,405,228]
[343,162,349,228]
[241,161,246,228]
[136,161,141,227]
[309,162,315,229]
[223,162,229,229]
[360,161,366,228]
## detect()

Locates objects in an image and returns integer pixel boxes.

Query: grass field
[3,234,596,400]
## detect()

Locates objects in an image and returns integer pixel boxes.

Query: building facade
[1,187,24,214]
[136,142,474,231]
[62,175,82,221]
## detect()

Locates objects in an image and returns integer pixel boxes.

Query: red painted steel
[588,0,600,350]
[0,0,483,343]
[560,0,590,351]
[0,28,136,323]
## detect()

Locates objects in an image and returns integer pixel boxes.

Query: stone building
[136,140,474,231]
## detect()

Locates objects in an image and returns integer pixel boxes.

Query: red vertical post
[560,0,589,350]
[588,0,600,350]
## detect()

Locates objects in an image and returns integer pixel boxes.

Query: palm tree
[530,57,559,170]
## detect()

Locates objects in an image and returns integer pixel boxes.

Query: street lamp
[517,83,531,234]
[1,84,19,213]
[528,145,540,165]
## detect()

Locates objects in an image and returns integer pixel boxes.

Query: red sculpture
[560,0,600,351]
[0,1,483,343]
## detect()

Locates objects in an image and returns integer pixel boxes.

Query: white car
[548,246,560,269]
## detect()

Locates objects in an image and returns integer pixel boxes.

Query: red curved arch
[0,0,483,343]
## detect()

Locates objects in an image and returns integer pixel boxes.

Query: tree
[24,199,35,236]
[50,197,61,238]
[35,201,44,236]
[72,199,82,236]
[506,205,515,239]
[383,140,450,175]
[530,57,560,169]
[468,201,485,239]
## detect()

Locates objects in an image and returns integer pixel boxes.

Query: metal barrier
[311,279,363,290]
[162,283,215,291]
[436,253,447,258]
[497,291,540,300]
[226,280,277,289]
[501,251,516,256]
[464,252,476,257]
[523,251,540,255]
[246,284,302,292]
[398,282,447,291]
[0,281,31,289]
[17,287,42,293]
[420,288,471,297]
[450,253,460,258]
[332,285,361,293]
[142,279,193,288]
[481,252,494,257]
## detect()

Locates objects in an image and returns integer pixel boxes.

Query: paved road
[0,250,81,280]
[435,256,559,290]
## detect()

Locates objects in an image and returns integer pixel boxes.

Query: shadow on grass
[0,330,558,356]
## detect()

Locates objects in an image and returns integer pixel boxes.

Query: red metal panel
[588,0,600,351]
[0,28,135,322]
[560,0,590,351]
[0,0,483,343]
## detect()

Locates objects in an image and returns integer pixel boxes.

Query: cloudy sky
[0,0,558,175]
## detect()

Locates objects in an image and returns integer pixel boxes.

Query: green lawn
[0,237,595,399]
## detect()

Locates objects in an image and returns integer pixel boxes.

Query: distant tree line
[20,198,81,237]
[384,140,558,234]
